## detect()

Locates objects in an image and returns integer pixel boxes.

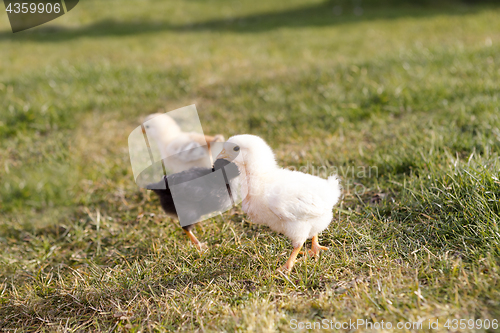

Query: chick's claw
[310,235,328,260]
[300,236,329,260]
[195,242,208,252]
[278,245,302,273]
[278,264,293,273]
[183,229,208,252]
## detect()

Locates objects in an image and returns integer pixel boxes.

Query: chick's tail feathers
[327,175,342,202]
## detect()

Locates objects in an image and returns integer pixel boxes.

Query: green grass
[1,0,500,331]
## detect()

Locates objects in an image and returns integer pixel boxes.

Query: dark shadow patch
[0,1,497,42]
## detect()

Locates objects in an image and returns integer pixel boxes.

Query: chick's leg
[182,229,207,251]
[310,235,328,260]
[281,244,303,272]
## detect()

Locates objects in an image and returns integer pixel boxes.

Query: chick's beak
[216,149,229,160]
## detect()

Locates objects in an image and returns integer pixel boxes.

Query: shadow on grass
[0,0,497,42]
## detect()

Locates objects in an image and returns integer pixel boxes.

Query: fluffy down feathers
[217,134,341,270]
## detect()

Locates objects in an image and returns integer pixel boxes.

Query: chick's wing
[266,179,328,222]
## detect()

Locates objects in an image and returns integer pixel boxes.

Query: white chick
[143,113,224,173]
[217,134,341,271]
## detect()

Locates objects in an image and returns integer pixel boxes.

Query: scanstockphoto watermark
[286,162,378,196]
[290,318,499,331]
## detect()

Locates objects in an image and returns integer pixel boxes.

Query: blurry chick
[147,159,240,250]
[143,113,224,173]
[217,135,341,271]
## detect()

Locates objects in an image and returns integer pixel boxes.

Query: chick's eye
[233,146,240,152]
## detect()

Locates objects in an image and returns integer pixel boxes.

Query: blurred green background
[1,0,499,331]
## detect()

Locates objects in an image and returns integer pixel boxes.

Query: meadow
[0,0,500,331]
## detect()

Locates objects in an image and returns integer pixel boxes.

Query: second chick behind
[143,113,224,173]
